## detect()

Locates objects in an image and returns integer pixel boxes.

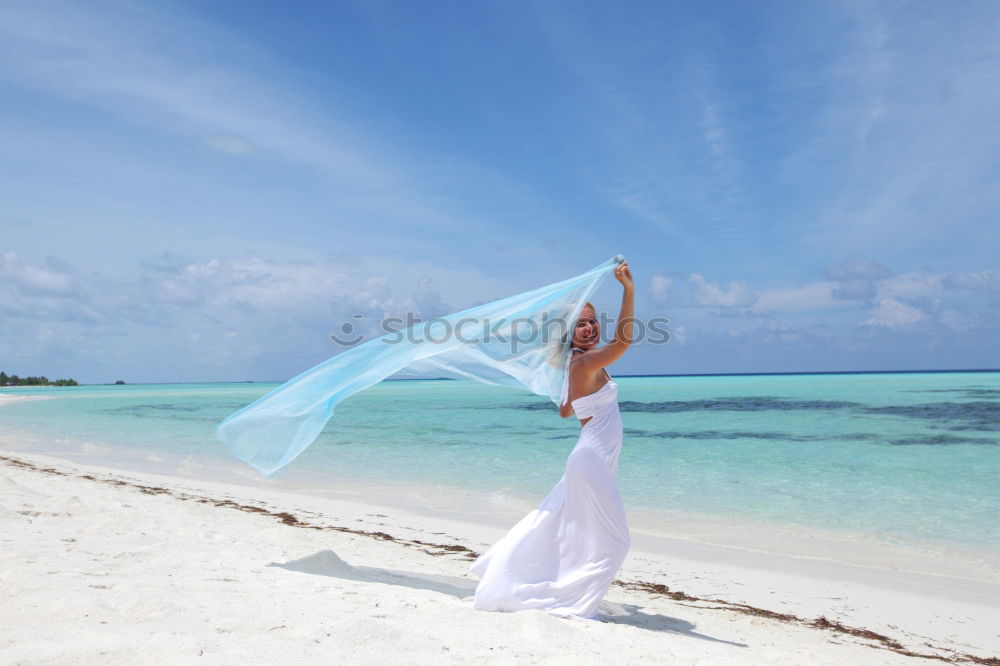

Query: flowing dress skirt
[470,381,629,619]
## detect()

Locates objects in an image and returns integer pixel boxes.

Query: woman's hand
[614,260,634,290]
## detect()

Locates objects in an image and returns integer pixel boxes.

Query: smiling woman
[471,260,635,620]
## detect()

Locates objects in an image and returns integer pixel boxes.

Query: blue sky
[1,0,998,383]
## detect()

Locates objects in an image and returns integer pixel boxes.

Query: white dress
[470,379,630,619]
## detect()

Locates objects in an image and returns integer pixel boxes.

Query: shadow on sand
[270,550,746,648]
[271,548,477,599]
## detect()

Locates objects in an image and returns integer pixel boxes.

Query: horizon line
[4,367,996,387]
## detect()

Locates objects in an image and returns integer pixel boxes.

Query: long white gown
[470,378,630,619]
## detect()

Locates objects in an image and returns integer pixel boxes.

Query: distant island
[0,371,78,386]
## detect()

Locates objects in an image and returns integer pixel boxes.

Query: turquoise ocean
[2,371,998,567]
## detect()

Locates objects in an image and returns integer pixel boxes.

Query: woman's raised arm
[575,261,635,373]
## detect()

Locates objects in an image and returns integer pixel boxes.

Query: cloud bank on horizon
[1,0,997,383]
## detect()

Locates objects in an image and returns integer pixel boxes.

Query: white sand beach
[1,450,997,665]
[0,393,54,405]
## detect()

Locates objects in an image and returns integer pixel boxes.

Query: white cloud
[862,298,927,328]
[751,282,846,313]
[144,257,352,312]
[832,280,876,301]
[875,272,943,301]
[0,250,77,297]
[5,248,997,380]
[943,270,995,291]
[132,254,465,347]
[0,248,495,377]
[688,273,757,308]
[821,257,891,301]
[647,273,673,303]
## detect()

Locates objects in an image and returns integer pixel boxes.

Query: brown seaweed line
[3,454,997,665]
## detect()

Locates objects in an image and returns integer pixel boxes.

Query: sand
[0,393,54,405]
[1,450,997,665]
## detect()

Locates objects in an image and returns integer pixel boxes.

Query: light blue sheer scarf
[216,255,623,475]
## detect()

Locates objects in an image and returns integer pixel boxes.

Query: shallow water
[2,371,998,560]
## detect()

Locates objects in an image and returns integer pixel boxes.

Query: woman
[471,260,635,619]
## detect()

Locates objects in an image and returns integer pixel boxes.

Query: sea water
[2,372,998,569]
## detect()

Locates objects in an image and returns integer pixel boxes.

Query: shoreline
[2,420,997,585]
[0,393,56,405]
[2,449,997,663]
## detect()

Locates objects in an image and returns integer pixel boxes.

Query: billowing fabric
[216,256,623,476]
[471,379,629,619]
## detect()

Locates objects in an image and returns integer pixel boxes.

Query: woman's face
[572,306,600,349]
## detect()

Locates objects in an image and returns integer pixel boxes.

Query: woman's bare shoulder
[569,348,603,377]
[571,344,617,373]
